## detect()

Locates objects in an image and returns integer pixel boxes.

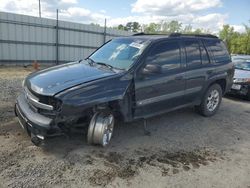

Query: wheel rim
[88,112,114,146]
[206,89,219,112]
[102,114,114,146]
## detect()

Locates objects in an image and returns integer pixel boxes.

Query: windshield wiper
[86,57,95,66]
[95,62,114,69]
[86,57,125,71]
[86,57,113,69]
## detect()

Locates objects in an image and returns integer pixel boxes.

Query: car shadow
[40,103,249,158]
[224,94,250,103]
[4,97,249,159]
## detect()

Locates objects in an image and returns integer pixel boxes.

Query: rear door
[183,38,210,103]
[134,39,186,118]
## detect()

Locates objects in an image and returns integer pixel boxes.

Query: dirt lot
[0,67,250,188]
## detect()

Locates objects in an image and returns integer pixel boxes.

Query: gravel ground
[0,67,250,188]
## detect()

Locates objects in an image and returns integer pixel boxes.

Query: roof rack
[133,32,167,36]
[169,33,218,38]
[133,32,218,38]
[133,32,146,36]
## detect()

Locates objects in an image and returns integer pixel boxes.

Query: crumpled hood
[234,68,250,79]
[25,61,115,96]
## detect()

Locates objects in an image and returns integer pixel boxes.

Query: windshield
[89,38,150,70]
[234,61,250,71]
[232,55,250,62]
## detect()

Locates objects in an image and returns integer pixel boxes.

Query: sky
[0,0,249,33]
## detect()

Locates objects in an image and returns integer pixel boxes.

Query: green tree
[219,25,235,53]
[193,28,202,34]
[114,19,250,55]
[125,22,141,32]
[168,20,182,33]
[160,20,182,33]
[182,24,193,34]
[243,21,250,54]
[144,23,161,33]
[117,24,126,30]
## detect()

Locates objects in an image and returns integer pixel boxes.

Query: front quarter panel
[56,73,133,116]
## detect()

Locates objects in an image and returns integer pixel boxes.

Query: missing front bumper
[15,93,63,139]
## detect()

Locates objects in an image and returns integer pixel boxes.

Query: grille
[24,87,54,111]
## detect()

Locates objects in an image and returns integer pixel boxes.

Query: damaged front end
[15,86,65,145]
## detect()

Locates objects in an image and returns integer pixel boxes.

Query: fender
[199,70,229,102]
[55,72,134,118]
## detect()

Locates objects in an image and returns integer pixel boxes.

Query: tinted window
[146,41,181,71]
[185,40,201,67]
[200,42,210,64]
[204,39,230,63]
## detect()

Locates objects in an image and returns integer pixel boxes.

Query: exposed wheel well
[214,79,226,94]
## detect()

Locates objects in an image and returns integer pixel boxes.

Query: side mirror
[141,64,162,75]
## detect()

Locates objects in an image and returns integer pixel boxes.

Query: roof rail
[132,32,168,36]
[133,32,145,36]
[132,32,218,38]
[169,33,218,38]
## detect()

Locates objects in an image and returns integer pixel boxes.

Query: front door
[134,39,186,118]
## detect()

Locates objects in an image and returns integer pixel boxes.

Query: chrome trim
[16,94,52,128]
[37,135,44,140]
[24,87,53,111]
[17,118,25,129]
[136,86,202,106]
[16,104,27,121]
[16,104,26,129]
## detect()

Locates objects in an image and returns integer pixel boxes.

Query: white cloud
[67,7,91,16]
[192,13,228,32]
[108,13,227,33]
[106,0,226,33]
[231,25,245,33]
[132,0,222,16]
[0,0,242,33]
[0,0,41,17]
[60,0,78,4]
[0,0,108,25]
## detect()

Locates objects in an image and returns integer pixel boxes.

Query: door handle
[207,70,213,74]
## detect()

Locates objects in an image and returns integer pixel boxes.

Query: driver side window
[146,40,181,71]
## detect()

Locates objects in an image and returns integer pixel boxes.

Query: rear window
[204,39,230,63]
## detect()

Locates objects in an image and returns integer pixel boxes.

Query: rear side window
[204,39,230,63]
[146,40,181,71]
[200,42,210,64]
[184,40,201,67]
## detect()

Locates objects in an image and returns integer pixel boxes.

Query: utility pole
[103,18,107,43]
[39,0,41,17]
[56,9,59,65]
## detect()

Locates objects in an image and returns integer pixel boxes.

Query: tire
[247,89,250,101]
[195,84,222,117]
[87,111,115,147]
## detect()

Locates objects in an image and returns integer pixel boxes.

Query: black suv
[15,33,234,146]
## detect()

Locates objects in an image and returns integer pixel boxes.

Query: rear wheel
[247,90,250,100]
[87,111,115,147]
[195,84,222,117]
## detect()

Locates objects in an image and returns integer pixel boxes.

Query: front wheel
[195,84,222,117]
[87,111,115,147]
